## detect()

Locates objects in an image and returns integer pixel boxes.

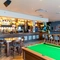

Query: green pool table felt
[27,43,60,60]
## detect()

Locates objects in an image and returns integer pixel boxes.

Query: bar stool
[42,34,45,40]
[10,39,22,57]
[14,38,21,55]
[13,40,21,56]
[42,34,46,42]
[9,40,20,57]
[10,40,17,57]
[54,35,60,45]
[59,35,60,45]
[49,35,54,43]
[18,37,24,55]
[44,34,48,43]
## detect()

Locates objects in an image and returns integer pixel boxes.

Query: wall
[50,21,60,34]
[0,10,48,22]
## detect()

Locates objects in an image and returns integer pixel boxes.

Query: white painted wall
[0,10,49,22]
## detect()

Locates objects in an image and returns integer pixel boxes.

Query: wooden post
[6,41,10,56]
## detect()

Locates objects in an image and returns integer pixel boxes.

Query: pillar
[6,41,11,57]
[33,21,36,32]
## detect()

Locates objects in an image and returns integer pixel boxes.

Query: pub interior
[0,16,60,60]
[0,0,60,60]
[0,16,47,57]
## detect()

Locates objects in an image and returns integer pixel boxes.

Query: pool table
[22,43,60,60]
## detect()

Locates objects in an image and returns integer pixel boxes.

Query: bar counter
[0,32,40,42]
[0,32,39,38]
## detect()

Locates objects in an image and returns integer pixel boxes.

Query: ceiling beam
[0,10,49,22]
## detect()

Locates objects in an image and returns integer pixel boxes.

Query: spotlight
[4,0,11,7]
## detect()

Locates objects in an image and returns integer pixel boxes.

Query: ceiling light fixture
[58,6,60,8]
[35,9,47,12]
[56,12,60,14]
[4,0,11,7]
[39,0,43,1]
[32,8,33,10]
